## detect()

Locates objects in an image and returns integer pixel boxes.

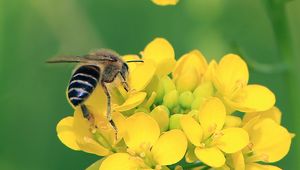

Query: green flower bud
[193,81,214,98]
[145,75,159,98]
[149,105,170,132]
[179,91,194,109]
[154,78,165,104]
[163,90,178,110]
[135,107,149,113]
[187,109,199,119]
[169,114,184,130]
[162,76,176,94]
[191,96,206,110]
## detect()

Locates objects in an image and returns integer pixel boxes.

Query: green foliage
[0,0,299,169]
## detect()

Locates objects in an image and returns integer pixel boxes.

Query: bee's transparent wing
[46,55,88,63]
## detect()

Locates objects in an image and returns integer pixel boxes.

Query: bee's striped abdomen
[67,65,100,106]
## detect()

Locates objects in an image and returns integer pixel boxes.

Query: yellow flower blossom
[151,0,179,6]
[213,54,276,113]
[56,102,126,156]
[99,112,187,170]
[180,97,249,168]
[55,37,293,170]
[243,116,292,165]
[173,50,208,92]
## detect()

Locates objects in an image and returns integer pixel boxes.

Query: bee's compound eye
[123,63,129,71]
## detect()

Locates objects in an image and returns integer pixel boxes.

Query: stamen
[208,124,217,133]
[140,152,146,158]
[127,148,136,156]
[155,165,162,170]
[91,128,97,134]
[212,131,224,140]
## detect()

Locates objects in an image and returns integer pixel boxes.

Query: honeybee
[47,49,143,134]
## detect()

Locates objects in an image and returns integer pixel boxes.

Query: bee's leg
[80,104,96,128]
[101,82,118,137]
[118,72,129,92]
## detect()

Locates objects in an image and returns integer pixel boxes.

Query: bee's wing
[46,55,89,63]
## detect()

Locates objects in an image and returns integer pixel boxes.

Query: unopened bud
[191,96,206,110]
[149,105,170,132]
[179,91,194,109]
[163,90,178,110]
[175,68,199,92]
[169,114,183,129]
[193,81,214,98]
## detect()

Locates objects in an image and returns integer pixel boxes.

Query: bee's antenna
[126,60,144,63]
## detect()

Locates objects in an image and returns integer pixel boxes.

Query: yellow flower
[99,112,187,170]
[213,54,275,113]
[151,0,179,6]
[173,50,208,92]
[224,107,292,170]
[243,114,292,165]
[56,103,126,156]
[55,37,293,170]
[180,97,249,168]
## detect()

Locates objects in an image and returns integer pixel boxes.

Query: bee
[47,49,143,134]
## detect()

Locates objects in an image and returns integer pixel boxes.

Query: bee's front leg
[118,72,129,92]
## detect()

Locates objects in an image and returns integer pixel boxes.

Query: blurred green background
[0,0,299,169]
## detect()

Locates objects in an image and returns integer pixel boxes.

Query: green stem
[168,159,210,169]
[263,0,299,168]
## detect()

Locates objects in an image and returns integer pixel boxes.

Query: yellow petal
[56,116,80,150]
[113,92,147,112]
[230,151,245,170]
[99,153,141,170]
[151,129,187,165]
[96,111,127,144]
[128,60,156,92]
[175,67,200,92]
[84,86,107,115]
[122,54,141,72]
[151,0,179,6]
[203,60,217,82]
[214,54,249,95]
[173,50,208,80]
[245,163,282,170]
[198,97,226,138]
[73,108,111,156]
[194,147,225,168]
[142,38,176,76]
[246,118,291,162]
[76,136,111,156]
[86,159,103,170]
[173,50,208,92]
[124,112,160,151]
[149,105,170,132]
[243,107,281,125]
[216,127,249,153]
[224,115,242,128]
[229,85,275,112]
[185,144,198,163]
[180,115,203,146]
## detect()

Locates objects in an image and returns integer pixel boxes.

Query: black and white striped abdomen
[67,65,100,106]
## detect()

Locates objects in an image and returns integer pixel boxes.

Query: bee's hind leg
[101,82,118,139]
[80,104,97,128]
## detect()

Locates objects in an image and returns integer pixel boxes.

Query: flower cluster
[151,0,179,6]
[56,38,293,170]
